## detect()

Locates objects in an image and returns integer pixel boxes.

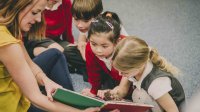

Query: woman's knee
[47,48,63,56]
[48,43,64,52]
[33,47,48,56]
[50,48,68,61]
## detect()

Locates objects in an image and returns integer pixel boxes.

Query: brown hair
[0,0,45,40]
[112,36,180,76]
[88,15,121,44]
[71,0,103,20]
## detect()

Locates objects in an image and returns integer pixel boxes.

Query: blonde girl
[110,36,185,112]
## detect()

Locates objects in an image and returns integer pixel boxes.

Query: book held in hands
[53,88,154,112]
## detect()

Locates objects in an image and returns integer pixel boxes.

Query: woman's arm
[21,43,48,86]
[156,93,179,112]
[0,44,99,112]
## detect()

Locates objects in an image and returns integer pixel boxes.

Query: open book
[53,88,153,112]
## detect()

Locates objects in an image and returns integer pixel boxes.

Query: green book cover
[53,88,105,109]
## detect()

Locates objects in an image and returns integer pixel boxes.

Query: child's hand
[77,41,86,60]
[104,89,122,101]
[81,88,96,97]
[97,89,110,99]
[43,76,62,101]
[77,41,86,50]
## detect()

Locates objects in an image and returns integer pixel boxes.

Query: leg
[33,48,74,90]
[28,49,74,112]
[49,49,74,90]
[33,42,64,56]
[24,38,63,59]
[33,40,64,57]
[55,39,87,78]
[63,45,88,81]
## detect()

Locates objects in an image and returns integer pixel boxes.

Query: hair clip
[106,21,114,30]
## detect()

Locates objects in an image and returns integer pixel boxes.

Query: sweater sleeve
[62,0,74,43]
[0,27,20,47]
[86,43,102,95]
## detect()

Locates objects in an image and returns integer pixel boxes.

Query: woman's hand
[81,88,96,97]
[43,76,62,101]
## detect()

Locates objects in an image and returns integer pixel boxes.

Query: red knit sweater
[44,0,74,43]
[86,43,122,95]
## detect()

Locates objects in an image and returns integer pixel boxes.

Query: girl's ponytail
[149,48,180,76]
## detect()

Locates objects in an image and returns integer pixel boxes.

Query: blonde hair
[112,36,180,76]
[0,0,45,40]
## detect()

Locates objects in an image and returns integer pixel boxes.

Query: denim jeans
[28,48,74,112]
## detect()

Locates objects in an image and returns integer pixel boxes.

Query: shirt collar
[129,61,153,90]
[45,1,62,11]
[99,53,114,71]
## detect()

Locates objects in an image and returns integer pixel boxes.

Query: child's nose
[77,22,83,28]
[119,71,123,76]
[96,47,102,53]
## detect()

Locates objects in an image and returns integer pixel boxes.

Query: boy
[64,0,103,81]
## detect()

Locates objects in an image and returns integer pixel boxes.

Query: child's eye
[83,20,90,22]
[92,43,96,46]
[103,46,108,48]
[74,18,78,21]
[32,12,38,15]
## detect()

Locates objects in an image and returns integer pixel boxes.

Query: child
[81,15,123,97]
[71,0,103,60]
[63,0,103,79]
[0,0,100,111]
[109,36,185,112]
[45,0,74,43]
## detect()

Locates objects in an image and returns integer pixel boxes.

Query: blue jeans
[28,48,74,112]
